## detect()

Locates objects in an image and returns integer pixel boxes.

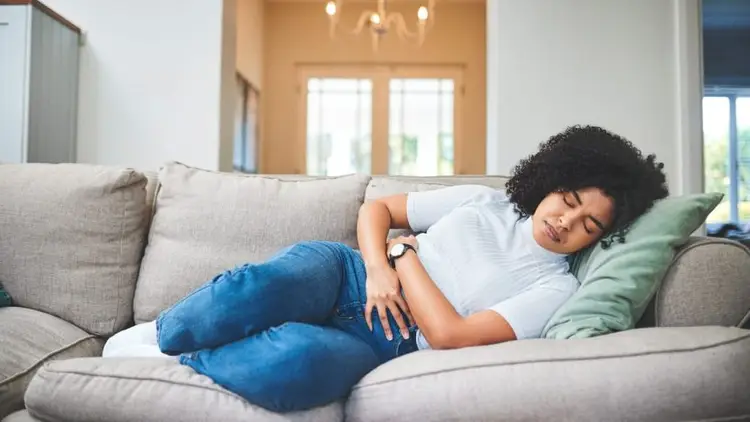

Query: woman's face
[532,188,614,254]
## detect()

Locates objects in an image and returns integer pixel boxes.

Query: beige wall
[236,0,264,88]
[219,0,238,172]
[263,1,486,174]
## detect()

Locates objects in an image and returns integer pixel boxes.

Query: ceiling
[703,0,750,29]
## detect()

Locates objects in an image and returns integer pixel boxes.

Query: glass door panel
[388,78,455,176]
[306,78,372,176]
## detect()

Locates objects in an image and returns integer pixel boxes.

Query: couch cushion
[364,176,509,201]
[0,163,149,335]
[1,410,40,422]
[346,326,750,422]
[0,307,104,420]
[133,162,371,323]
[24,357,342,422]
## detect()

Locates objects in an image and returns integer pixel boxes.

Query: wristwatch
[388,243,417,268]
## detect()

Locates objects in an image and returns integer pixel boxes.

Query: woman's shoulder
[456,185,508,203]
[538,265,580,293]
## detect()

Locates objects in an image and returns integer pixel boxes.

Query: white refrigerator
[0,1,80,164]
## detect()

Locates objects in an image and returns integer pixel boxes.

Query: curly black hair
[505,125,669,249]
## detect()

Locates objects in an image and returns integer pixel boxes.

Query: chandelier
[325,0,436,51]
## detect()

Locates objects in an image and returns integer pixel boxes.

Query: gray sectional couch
[1,162,749,422]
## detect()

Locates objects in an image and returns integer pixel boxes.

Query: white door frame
[296,64,465,175]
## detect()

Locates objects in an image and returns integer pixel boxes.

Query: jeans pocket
[334,301,365,321]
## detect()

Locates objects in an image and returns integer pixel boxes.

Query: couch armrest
[639,237,750,329]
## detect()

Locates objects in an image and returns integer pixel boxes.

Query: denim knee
[155,311,190,356]
[180,322,379,412]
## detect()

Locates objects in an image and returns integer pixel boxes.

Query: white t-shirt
[406,185,579,349]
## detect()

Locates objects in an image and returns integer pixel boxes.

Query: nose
[557,215,571,231]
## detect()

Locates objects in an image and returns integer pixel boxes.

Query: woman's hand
[364,250,414,341]
[388,234,418,250]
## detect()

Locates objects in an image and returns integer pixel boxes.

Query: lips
[544,222,560,242]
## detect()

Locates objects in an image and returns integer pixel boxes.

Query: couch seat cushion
[1,410,40,422]
[346,326,750,422]
[0,163,150,336]
[24,357,342,422]
[133,162,371,323]
[0,307,104,419]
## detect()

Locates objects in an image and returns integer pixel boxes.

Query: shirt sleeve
[406,185,498,232]
[489,281,576,340]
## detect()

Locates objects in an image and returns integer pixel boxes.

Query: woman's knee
[251,324,379,411]
[190,322,379,412]
[155,311,192,355]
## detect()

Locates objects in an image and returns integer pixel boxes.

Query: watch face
[391,243,405,257]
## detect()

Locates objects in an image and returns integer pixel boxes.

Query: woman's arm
[357,194,410,268]
[390,236,517,349]
[356,186,498,342]
[357,195,414,340]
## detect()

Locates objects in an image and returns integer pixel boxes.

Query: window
[389,78,454,176]
[298,66,462,177]
[306,78,372,176]
[703,92,750,224]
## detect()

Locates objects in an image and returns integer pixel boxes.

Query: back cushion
[133,162,371,323]
[0,164,149,336]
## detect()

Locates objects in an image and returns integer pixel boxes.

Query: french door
[298,65,463,176]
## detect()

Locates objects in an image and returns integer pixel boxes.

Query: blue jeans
[155,241,418,412]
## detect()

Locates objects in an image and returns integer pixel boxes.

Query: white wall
[40,0,237,171]
[486,0,703,196]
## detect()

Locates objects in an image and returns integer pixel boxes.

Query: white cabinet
[0,1,80,164]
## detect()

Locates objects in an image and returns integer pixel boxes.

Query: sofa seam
[655,238,750,327]
[0,335,100,386]
[37,368,245,399]
[352,330,750,390]
[168,161,369,183]
[112,170,131,336]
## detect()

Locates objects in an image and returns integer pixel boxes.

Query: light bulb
[370,13,381,25]
[325,1,336,16]
[417,6,429,21]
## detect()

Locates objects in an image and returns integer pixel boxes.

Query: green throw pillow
[0,283,11,307]
[542,192,724,339]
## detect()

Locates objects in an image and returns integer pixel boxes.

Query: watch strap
[389,243,417,268]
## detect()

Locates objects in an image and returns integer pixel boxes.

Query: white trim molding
[674,0,705,196]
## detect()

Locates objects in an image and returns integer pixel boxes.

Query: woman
[104,125,668,412]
